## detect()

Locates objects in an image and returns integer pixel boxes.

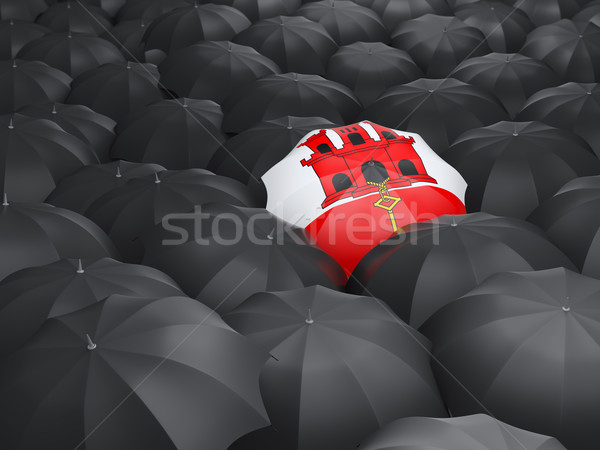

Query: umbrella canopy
[514,0,586,26]
[66,62,163,122]
[450,52,561,119]
[391,14,490,78]
[361,77,509,155]
[223,72,361,133]
[59,0,126,18]
[205,0,301,21]
[223,285,448,450]
[141,203,347,314]
[0,19,48,59]
[517,82,600,158]
[0,0,47,21]
[367,0,452,33]
[159,41,281,104]
[347,213,577,329]
[573,0,600,27]
[0,59,71,114]
[421,267,600,450]
[233,16,337,76]
[0,293,269,449]
[36,2,112,36]
[445,121,600,219]
[358,414,567,450]
[17,32,125,78]
[100,18,147,61]
[520,19,600,83]
[115,0,190,22]
[0,257,183,357]
[326,41,423,108]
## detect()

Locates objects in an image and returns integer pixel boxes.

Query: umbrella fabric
[517,82,600,158]
[0,0,47,21]
[450,52,561,119]
[36,2,112,36]
[347,213,577,329]
[223,285,448,450]
[233,16,338,76]
[573,0,600,27]
[101,19,147,61]
[368,0,452,33]
[223,72,361,133]
[61,0,126,18]
[66,62,163,122]
[0,59,71,114]
[520,19,600,83]
[421,268,600,450]
[202,0,301,22]
[358,414,567,450]
[514,0,586,26]
[159,41,281,104]
[0,257,183,357]
[115,0,190,22]
[17,32,125,78]
[326,41,423,108]
[361,77,509,155]
[0,294,269,449]
[445,121,600,219]
[0,19,48,59]
[141,203,347,314]
[391,14,490,78]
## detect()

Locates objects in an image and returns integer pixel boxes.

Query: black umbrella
[0,59,71,114]
[100,18,147,61]
[367,0,452,33]
[520,19,600,83]
[66,62,163,122]
[141,203,347,313]
[445,121,600,219]
[361,77,509,155]
[0,0,47,21]
[450,52,562,119]
[17,32,125,78]
[573,0,600,26]
[347,213,576,329]
[391,14,490,78]
[63,0,126,18]
[514,0,586,26]
[0,257,183,357]
[358,414,567,450]
[207,0,301,21]
[421,267,600,450]
[326,41,423,107]
[36,2,112,36]
[115,0,190,22]
[0,293,269,449]
[517,82,600,158]
[223,285,448,450]
[0,19,48,59]
[223,72,361,133]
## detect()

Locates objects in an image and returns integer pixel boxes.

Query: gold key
[367,178,402,233]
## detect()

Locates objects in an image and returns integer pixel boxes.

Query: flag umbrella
[233,16,337,76]
[0,59,71,114]
[391,14,490,78]
[203,0,301,22]
[361,77,509,155]
[0,294,269,449]
[223,285,448,450]
[141,203,347,314]
[450,52,561,119]
[326,41,423,108]
[367,0,452,33]
[347,213,576,329]
[520,19,600,83]
[100,19,147,61]
[358,414,567,450]
[421,267,600,450]
[445,121,600,219]
[573,0,600,26]
[17,32,125,78]
[0,0,47,21]
[115,0,190,22]
[158,41,281,104]
[513,0,586,26]
[36,2,112,36]
[0,257,183,357]
[0,19,48,59]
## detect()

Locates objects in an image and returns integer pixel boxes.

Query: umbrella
[17,32,125,78]
[115,0,191,22]
[0,293,269,449]
[347,213,576,329]
[0,19,48,59]
[223,285,448,450]
[293,1,388,46]
[391,14,490,78]
[223,72,361,133]
[367,0,452,33]
[204,0,301,21]
[19,102,116,163]
[141,203,347,314]
[36,2,112,36]
[514,0,586,26]
[517,82,600,158]
[65,62,163,122]
[110,98,226,170]
[421,267,600,450]
[358,414,567,450]
[573,0,600,27]
[0,0,47,21]
[450,52,562,119]
[0,114,99,203]
[325,41,423,107]
[46,160,165,214]
[361,77,509,155]
[520,19,600,83]
[0,59,71,114]
[100,18,147,61]
[444,121,600,219]
[57,0,127,18]
[233,16,338,76]
[0,257,183,357]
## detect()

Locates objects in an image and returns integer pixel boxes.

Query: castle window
[361,160,388,184]
[398,159,419,176]
[332,173,352,192]
[348,133,365,145]
[317,143,332,154]
[381,131,396,140]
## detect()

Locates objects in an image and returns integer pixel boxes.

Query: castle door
[361,160,388,184]
[398,159,419,176]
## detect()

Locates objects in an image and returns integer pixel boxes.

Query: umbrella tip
[115,162,122,178]
[86,334,96,350]
[154,172,161,183]
[182,98,188,108]
[451,215,457,227]
[68,31,72,39]
[266,228,274,240]
[442,26,447,33]
[12,59,16,68]
[126,61,131,69]
[562,296,571,312]
[228,42,232,52]
[76,259,84,274]
[51,103,57,114]
[588,91,592,95]
[305,308,314,324]
[2,193,8,206]
[8,117,14,129]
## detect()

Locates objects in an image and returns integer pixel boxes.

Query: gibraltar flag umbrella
[261,120,467,274]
